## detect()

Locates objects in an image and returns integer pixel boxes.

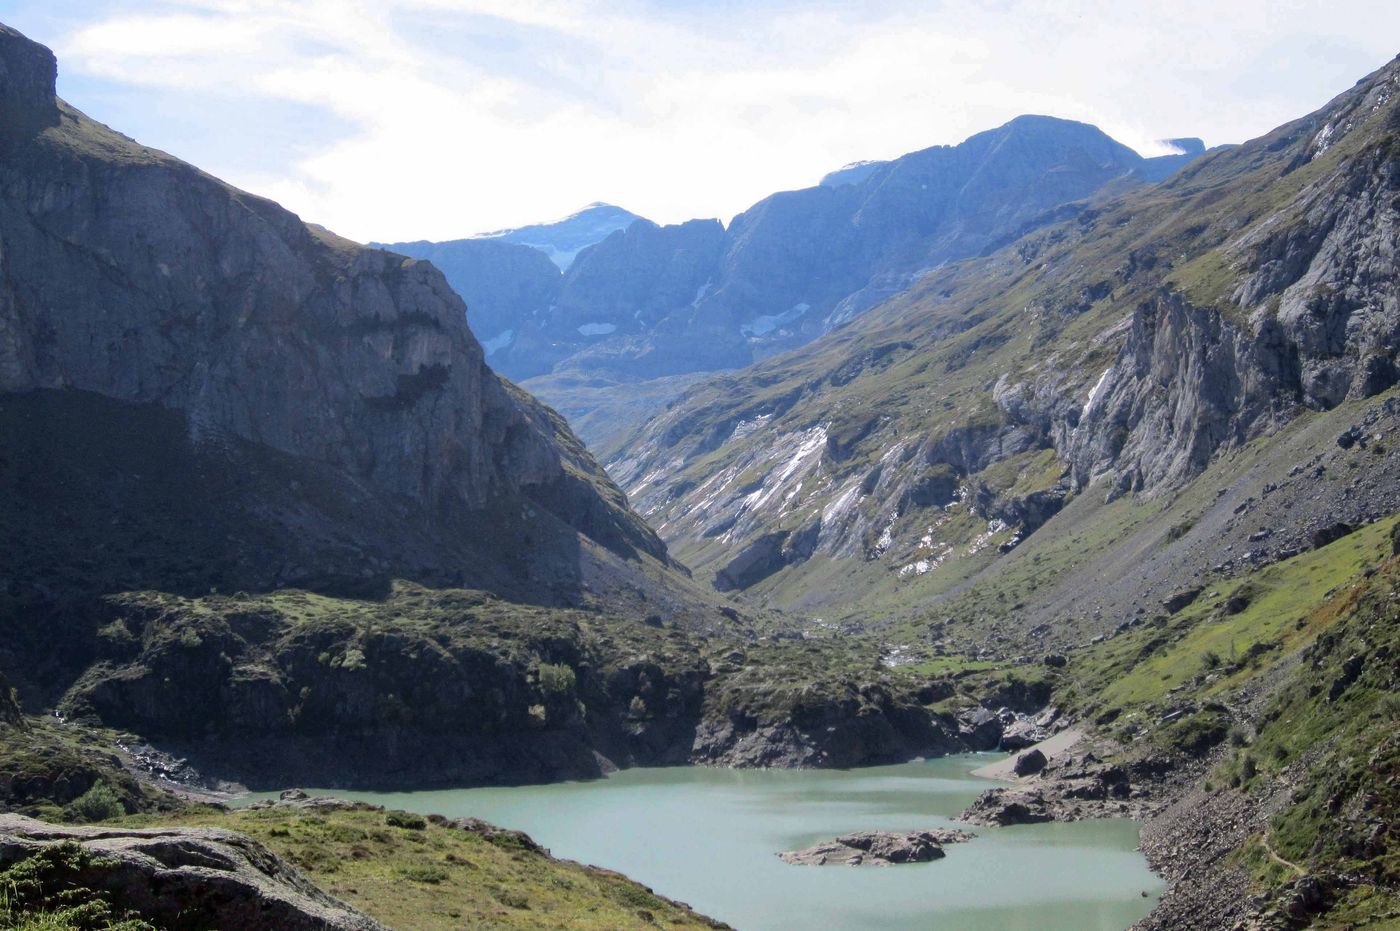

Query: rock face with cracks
[0,814,386,930]
[0,22,668,607]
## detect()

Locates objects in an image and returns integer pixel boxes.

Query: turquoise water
[248,756,1164,930]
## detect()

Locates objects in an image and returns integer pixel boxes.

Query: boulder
[957,707,1003,750]
[1311,522,1356,550]
[1012,748,1048,776]
[959,788,1055,826]
[1162,587,1204,614]
[1000,719,1047,751]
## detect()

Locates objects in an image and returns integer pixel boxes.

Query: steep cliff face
[0,24,666,594]
[367,237,562,361]
[610,53,1400,636]
[492,218,730,381]
[1062,90,1400,494]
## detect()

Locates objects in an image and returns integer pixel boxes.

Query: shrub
[1166,518,1196,542]
[537,663,576,695]
[1164,709,1229,756]
[0,844,156,930]
[63,782,124,823]
[384,811,426,831]
[398,865,447,884]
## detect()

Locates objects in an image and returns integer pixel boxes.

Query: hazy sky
[3,1,1397,242]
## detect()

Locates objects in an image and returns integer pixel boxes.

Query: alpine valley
[0,16,1398,931]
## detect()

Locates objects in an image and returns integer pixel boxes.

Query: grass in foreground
[125,806,721,931]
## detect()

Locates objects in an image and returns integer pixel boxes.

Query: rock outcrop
[0,814,385,930]
[778,828,974,866]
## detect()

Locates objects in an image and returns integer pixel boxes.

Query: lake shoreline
[235,754,1167,931]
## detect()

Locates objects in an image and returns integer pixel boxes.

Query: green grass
[0,844,156,931]
[124,806,720,930]
[1065,515,1398,727]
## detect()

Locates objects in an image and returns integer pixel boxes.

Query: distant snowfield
[481,329,514,354]
[742,303,810,337]
[577,322,618,336]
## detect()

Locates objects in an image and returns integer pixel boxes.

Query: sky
[3,1,1397,243]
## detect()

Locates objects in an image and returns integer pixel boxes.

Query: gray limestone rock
[0,814,386,930]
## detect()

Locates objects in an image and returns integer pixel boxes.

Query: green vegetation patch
[0,843,156,931]
[125,806,720,930]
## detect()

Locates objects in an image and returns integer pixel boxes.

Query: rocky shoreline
[950,730,1322,931]
[71,699,1304,930]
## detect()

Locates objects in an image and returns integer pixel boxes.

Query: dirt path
[1261,831,1306,877]
[969,728,1084,781]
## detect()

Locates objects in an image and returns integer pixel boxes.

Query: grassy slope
[1050,515,1400,925]
[1064,516,1398,731]
[121,806,721,931]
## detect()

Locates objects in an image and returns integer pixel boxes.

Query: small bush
[1164,709,1229,756]
[398,865,447,884]
[537,663,576,695]
[1166,518,1196,542]
[63,782,125,823]
[384,811,426,831]
[0,844,156,930]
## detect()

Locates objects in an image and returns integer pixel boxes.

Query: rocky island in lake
[778,828,976,866]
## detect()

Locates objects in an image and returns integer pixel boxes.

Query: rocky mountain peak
[1162,137,1206,155]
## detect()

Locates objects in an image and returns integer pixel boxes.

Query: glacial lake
[246,755,1164,930]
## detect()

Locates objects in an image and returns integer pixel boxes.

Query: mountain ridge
[609,51,1400,632]
[375,115,1213,456]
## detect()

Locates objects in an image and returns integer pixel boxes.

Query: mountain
[0,23,679,602]
[474,202,644,270]
[820,159,887,187]
[377,203,642,301]
[382,132,1213,415]
[609,53,1400,636]
[0,22,754,788]
[363,236,562,359]
[415,117,1209,454]
[601,52,1400,927]
[374,203,648,384]
[0,20,992,798]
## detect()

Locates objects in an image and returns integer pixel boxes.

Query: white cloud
[38,0,1400,242]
